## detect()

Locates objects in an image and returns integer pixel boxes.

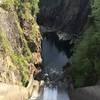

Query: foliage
[92,0,100,29]
[16,0,39,17]
[11,53,29,86]
[30,0,40,15]
[15,20,33,85]
[1,0,15,10]
[0,0,40,86]
[15,0,40,85]
[71,0,100,87]
[0,29,13,54]
[0,28,30,85]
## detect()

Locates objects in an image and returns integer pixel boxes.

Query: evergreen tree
[71,0,100,87]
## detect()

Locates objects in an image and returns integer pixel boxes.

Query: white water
[36,85,70,100]
[43,86,58,100]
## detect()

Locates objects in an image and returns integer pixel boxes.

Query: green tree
[71,0,100,87]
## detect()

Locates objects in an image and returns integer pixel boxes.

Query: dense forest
[71,0,100,87]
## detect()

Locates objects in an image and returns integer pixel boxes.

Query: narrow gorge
[31,0,90,99]
[0,0,100,100]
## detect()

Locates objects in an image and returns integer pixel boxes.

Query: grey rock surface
[70,85,100,100]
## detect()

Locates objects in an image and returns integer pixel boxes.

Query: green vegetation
[1,0,15,10]
[11,53,29,86]
[71,0,100,87]
[0,0,40,86]
[31,0,40,15]
[0,29,13,54]
[0,28,30,86]
[16,0,40,49]
[1,0,40,14]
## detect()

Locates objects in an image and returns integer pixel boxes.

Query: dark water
[42,37,68,79]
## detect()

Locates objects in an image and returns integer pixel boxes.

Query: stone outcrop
[0,66,44,100]
[70,85,100,100]
[0,80,44,100]
[32,52,42,65]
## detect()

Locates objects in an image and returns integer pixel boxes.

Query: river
[30,36,70,100]
[39,85,70,100]
[42,37,68,79]
[30,84,70,100]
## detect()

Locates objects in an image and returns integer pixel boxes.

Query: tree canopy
[71,0,100,87]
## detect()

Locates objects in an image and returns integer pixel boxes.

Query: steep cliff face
[0,1,42,86]
[38,0,90,57]
[38,0,89,37]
